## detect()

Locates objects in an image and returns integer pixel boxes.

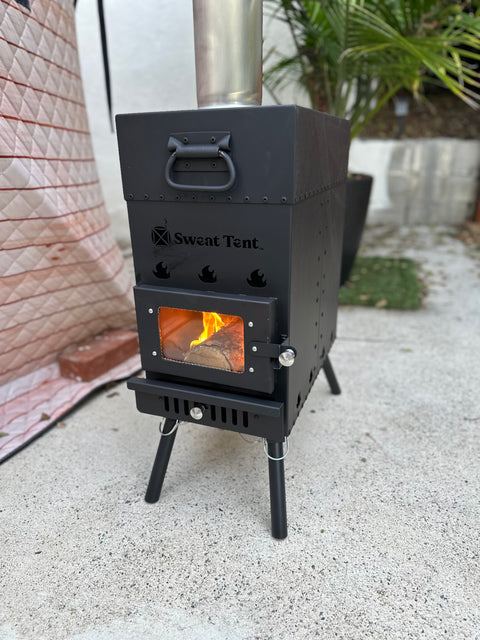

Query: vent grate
[159,394,250,429]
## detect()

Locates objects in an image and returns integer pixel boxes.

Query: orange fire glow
[190,312,226,348]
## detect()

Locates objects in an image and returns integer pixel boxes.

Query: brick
[58,330,139,382]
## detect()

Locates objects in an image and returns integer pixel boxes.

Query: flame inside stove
[190,312,226,348]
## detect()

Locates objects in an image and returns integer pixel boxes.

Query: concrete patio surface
[1,226,479,640]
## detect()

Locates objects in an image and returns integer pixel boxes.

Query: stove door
[134,285,278,394]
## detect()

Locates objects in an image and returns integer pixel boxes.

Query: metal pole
[267,440,288,539]
[145,419,179,503]
[323,356,341,395]
[192,0,263,108]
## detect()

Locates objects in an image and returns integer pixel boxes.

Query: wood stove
[116,104,350,538]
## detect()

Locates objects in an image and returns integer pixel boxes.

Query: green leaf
[264,0,480,137]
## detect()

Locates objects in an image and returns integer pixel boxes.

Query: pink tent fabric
[0,0,139,461]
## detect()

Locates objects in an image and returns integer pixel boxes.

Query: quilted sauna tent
[0,0,139,461]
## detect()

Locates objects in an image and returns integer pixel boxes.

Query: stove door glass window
[158,307,245,373]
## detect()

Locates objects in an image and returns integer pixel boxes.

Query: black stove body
[116,104,350,538]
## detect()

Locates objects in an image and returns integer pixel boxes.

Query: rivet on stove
[249,367,255,373]
[148,308,153,314]
[152,350,157,356]
[248,321,254,328]
[252,346,257,352]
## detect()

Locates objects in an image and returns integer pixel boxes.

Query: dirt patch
[361,91,479,140]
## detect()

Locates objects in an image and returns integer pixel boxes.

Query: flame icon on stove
[247,269,267,287]
[153,261,171,279]
[199,265,217,283]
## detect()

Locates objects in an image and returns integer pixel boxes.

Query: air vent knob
[190,405,205,420]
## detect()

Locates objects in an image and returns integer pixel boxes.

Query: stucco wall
[350,138,480,225]
[75,1,196,228]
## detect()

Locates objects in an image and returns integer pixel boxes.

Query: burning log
[159,309,203,361]
[184,319,244,371]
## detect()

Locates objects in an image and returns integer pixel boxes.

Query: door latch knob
[278,348,296,367]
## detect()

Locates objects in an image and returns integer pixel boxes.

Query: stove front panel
[128,201,292,327]
[134,285,278,394]
[117,105,350,438]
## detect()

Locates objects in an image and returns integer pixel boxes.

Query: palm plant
[265,0,480,138]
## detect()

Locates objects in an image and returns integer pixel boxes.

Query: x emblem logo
[151,226,171,246]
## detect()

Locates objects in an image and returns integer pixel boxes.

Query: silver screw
[252,346,257,352]
[249,367,255,373]
[152,350,157,356]
[190,406,204,420]
[279,348,296,367]
[248,321,254,328]
[148,308,153,314]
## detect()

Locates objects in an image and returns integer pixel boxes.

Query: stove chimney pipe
[192,0,263,108]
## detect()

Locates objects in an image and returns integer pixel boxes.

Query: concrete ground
[1,226,479,640]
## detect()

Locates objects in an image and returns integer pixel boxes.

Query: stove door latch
[165,132,236,192]
[249,340,296,369]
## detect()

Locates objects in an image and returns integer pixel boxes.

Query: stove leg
[323,356,341,395]
[145,418,178,504]
[267,440,288,539]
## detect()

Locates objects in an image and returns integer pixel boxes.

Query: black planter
[340,173,373,285]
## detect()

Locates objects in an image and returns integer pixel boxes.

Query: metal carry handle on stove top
[165,134,236,192]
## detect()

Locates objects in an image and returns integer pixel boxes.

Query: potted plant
[264,0,480,283]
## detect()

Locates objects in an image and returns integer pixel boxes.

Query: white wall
[75,1,193,234]
[75,1,306,237]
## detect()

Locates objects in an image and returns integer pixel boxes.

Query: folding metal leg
[145,418,178,503]
[267,440,288,539]
[323,356,341,395]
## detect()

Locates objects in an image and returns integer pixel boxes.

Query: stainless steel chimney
[192,0,263,108]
